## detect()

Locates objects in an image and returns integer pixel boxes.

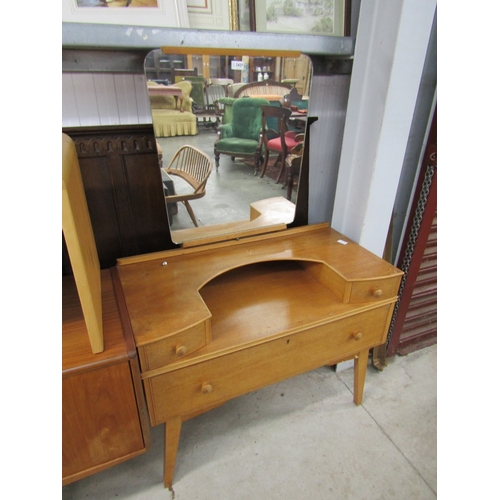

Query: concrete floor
[63,129,436,498]
[62,345,436,499]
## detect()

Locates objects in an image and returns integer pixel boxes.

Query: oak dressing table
[115,222,403,488]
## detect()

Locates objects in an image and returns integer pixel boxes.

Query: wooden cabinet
[145,51,188,84]
[62,269,151,486]
[280,54,313,96]
[250,56,276,82]
[116,223,403,487]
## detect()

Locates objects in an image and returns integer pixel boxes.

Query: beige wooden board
[62,133,103,354]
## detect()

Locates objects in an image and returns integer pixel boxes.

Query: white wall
[332,0,437,257]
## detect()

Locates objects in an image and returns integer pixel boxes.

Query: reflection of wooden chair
[205,84,227,127]
[214,97,269,173]
[260,105,302,183]
[162,145,213,227]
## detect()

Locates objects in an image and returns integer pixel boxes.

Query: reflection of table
[116,224,403,488]
[289,111,308,131]
[148,85,184,112]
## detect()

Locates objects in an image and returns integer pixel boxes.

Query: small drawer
[347,277,401,303]
[138,321,209,372]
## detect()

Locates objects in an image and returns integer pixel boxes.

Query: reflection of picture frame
[237,0,255,31]
[254,0,345,36]
[186,0,233,30]
[62,0,190,27]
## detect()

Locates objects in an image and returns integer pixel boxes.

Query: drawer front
[138,321,209,372]
[144,305,392,426]
[347,277,401,303]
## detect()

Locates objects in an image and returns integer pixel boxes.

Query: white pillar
[331,0,436,257]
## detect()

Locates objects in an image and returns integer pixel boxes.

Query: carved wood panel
[63,125,176,272]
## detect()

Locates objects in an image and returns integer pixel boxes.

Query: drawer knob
[201,383,213,394]
[373,289,383,298]
[176,345,188,357]
[352,332,363,341]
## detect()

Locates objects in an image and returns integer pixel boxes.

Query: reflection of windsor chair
[162,145,213,227]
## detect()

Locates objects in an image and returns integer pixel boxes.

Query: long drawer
[144,305,392,426]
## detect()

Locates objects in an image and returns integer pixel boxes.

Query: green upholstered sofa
[148,80,198,138]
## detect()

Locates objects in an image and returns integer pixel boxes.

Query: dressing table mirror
[144,47,314,248]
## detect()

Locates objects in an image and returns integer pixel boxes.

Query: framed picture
[254,0,345,36]
[62,0,190,27]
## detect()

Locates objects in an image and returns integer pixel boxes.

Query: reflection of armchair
[162,145,213,227]
[260,105,303,183]
[217,97,238,124]
[214,97,269,173]
[148,80,197,138]
[183,76,206,113]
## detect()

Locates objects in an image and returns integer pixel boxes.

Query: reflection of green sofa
[148,80,198,138]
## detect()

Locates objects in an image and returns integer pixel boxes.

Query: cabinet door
[62,362,145,484]
[281,55,312,96]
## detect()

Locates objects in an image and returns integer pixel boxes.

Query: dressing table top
[116,224,402,349]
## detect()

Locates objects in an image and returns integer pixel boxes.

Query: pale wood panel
[62,133,103,354]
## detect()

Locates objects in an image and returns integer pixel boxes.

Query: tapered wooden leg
[353,349,369,405]
[164,417,182,489]
[183,201,198,227]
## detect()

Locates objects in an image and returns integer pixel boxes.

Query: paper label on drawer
[337,239,348,245]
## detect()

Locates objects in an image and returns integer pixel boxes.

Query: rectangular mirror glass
[144,48,313,246]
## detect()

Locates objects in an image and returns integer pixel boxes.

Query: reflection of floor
[158,131,296,231]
